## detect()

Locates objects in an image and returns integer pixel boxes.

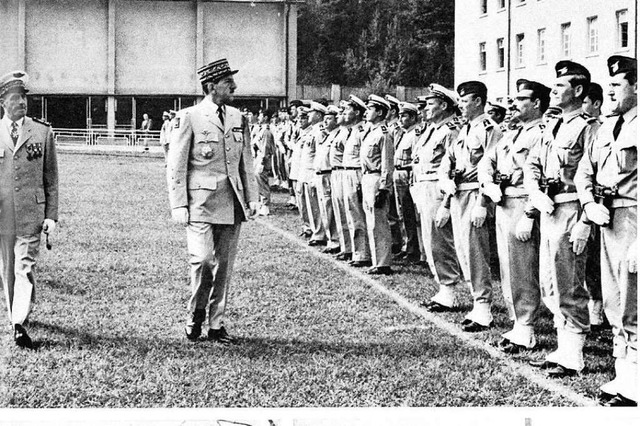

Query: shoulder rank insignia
[414,127,422,136]
[32,117,51,127]
[358,125,364,132]
[446,121,457,130]
[538,123,546,130]
[381,125,387,133]
[174,117,181,129]
[579,113,597,124]
[482,119,494,130]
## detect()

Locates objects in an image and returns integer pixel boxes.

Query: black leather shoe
[208,326,237,345]
[420,300,455,313]
[349,259,372,267]
[597,391,616,406]
[14,324,33,349]
[366,266,393,275]
[392,251,407,260]
[529,359,558,369]
[308,239,327,247]
[461,320,492,332]
[499,340,527,354]
[299,230,312,238]
[322,246,341,254]
[334,252,353,261]
[547,365,578,378]
[185,323,202,341]
[602,394,637,407]
[391,244,403,255]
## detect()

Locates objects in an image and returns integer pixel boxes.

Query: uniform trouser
[294,180,311,232]
[450,189,493,303]
[387,186,403,251]
[601,207,637,368]
[304,180,326,242]
[255,168,272,206]
[393,170,420,256]
[496,197,540,327]
[411,180,462,286]
[186,221,241,329]
[330,170,352,254]
[585,226,602,301]
[361,173,392,267]
[1,234,41,326]
[314,173,340,249]
[539,201,590,333]
[342,169,370,261]
[273,151,288,182]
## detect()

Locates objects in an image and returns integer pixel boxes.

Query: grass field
[0,153,616,408]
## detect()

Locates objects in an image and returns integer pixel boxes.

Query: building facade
[0,0,300,130]
[455,0,637,106]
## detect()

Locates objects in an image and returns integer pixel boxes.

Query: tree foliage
[297,0,455,89]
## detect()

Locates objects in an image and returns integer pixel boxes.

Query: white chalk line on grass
[257,218,596,407]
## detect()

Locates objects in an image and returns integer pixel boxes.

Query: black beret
[457,80,487,98]
[607,55,636,76]
[516,78,551,99]
[555,60,591,81]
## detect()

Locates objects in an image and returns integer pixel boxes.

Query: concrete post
[107,0,116,132]
[331,84,341,104]
[396,85,407,101]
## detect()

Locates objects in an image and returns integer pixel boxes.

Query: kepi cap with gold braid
[197,58,238,84]
[0,71,29,98]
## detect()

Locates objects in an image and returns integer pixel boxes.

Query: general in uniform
[167,59,258,344]
[0,71,58,349]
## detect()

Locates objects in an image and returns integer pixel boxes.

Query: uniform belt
[415,172,438,182]
[364,170,382,174]
[394,165,412,171]
[316,170,332,175]
[552,192,579,203]
[342,166,361,170]
[457,182,480,191]
[332,166,347,170]
[503,187,528,197]
[610,199,637,209]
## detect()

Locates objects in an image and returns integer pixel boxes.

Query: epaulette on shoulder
[381,125,388,133]
[446,121,457,130]
[32,117,51,127]
[414,127,422,136]
[538,123,546,130]
[579,113,597,124]
[358,125,364,132]
[482,119,494,130]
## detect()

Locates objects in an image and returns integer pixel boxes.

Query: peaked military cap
[169,109,177,115]
[555,60,590,81]
[0,71,29,98]
[399,102,419,114]
[607,55,636,76]
[347,94,367,112]
[309,101,328,114]
[367,94,390,111]
[426,83,458,106]
[515,79,551,100]
[486,101,506,115]
[297,106,310,117]
[457,81,487,98]
[415,95,428,109]
[289,99,303,108]
[325,105,341,115]
[385,94,401,109]
[197,58,238,84]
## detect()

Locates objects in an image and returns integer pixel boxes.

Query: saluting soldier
[478,79,551,353]
[524,61,599,377]
[392,102,421,263]
[575,55,637,406]
[167,59,258,344]
[412,84,464,312]
[360,95,394,275]
[438,81,503,331]
[252,109,276,216]
[0,71,58,349]
[342,95,372,267]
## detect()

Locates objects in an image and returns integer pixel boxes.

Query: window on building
[516,33,525,66]
[561,23,571,58]
[480,0,487,15]
[587,16,598,54]
[537,28,546,63]
[497,0,505,10]
[479,42,487,71]
[617,9,629,49]
[497,38,505,69]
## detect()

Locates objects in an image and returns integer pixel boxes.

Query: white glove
[627,241,637,274]
[515,217,534,242]
[583,202,610,226]
[482,182,503,204]
[529,189,554,215]
[42,219,56,234]
[435,205,451,228]
[171,207,189,226]
[439,178,457,196]
[255,163,265,175]
[471,204,487,228]
[248,201,260,218]
[569,221,592,255]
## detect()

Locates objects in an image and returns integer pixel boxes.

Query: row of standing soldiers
[249,55,637,406]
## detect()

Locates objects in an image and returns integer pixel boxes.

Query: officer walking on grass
[167,59,258,345]
[0,71,58,349]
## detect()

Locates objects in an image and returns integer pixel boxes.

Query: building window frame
[616,9,629,51]
[537,28,546,64]
[587,16,599,55]
[480,0,488,16]
[516,33,525,67]
[479,42,487,73]
[561,22,571,59]
[497,0,506,11]
[497,37,505,70]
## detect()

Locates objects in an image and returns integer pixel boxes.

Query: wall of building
[455,0,637,103]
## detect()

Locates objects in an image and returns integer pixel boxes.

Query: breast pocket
[617,146,637,173]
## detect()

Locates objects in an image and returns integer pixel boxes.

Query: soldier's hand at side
[172,207,189,226]
[583,202,610,226]
[529,190,554,215]
[439,179,457,196]
[627,241,637,274]
[515,216,534,242]
[482,183,502,203]
[569,221,591,255]
[42,219,56,235]
[471,204,487,228]
[435,205,451,228]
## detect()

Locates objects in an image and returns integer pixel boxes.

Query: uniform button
[15,187,19,191]
[15,176,18,180]
[226,160,230,164]
[226,147,230,151]
[14,166,18,170]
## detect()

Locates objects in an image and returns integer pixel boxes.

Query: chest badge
[201,145,214,159]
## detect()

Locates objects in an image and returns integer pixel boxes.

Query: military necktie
[551,117,563,138]
[10,121,19,146]
[613,115,624,141]
[217,106,225,128]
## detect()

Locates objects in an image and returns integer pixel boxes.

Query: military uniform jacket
[342,121,368,168]
[438,113,503,184]
[315,127,339,172]
[0,116,58,236]
[575,106,637,207]
[524,109,598,195]
[252,124,275,171]
[298,123,324,183]
[167,98,257,225]
[329,126,352,168]
[478,118,544,188]
[360,122,394,191]
[413,116,459,179]
[393,123,419,169]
